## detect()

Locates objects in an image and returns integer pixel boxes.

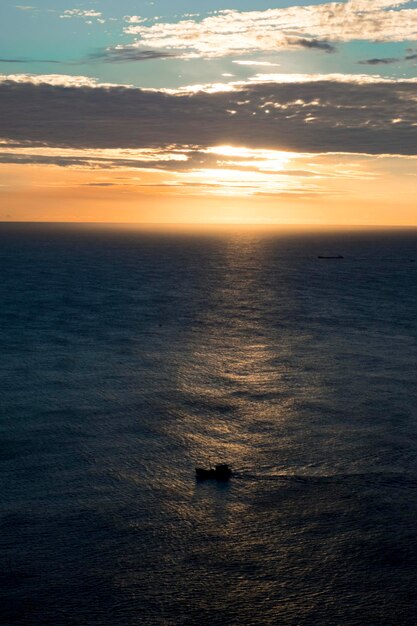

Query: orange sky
[1,155,417,226]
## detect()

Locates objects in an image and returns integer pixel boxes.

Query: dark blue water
[1,223,417,625]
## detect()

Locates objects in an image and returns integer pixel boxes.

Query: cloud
[124,16,146,24]
[120,0,417,58]
[283,38,337,53]
[0,143,190,170]
[233,61,281,67]
[61,9,103,19]
[358,57,400,64]
[88,47,176,63]
[81,182,122,186]
[0,73,129,88]
[0,49,174,66]
[0,58,31,63]
[359,50,417,64]
[60,9,105,24]
[0,73,417,168]
[245,72,417,84]
[0,58,63,64]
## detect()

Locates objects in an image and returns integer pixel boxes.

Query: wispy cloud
[358,57,400,65]
[0,138,391,197]
[60,9,105,24]
[284,38,336,53]
[233,61,281,67]
[120,0,417,59]
[0,143,189,170]
[88,47,176,63]
[359,47,417,64]
[0,58,63,64]
[81,182,121,186]
[61,9,102,18]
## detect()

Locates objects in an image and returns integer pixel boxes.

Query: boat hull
[195,466,232,481]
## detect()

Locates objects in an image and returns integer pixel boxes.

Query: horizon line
[1,221,417,229]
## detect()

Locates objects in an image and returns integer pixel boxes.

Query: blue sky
[2,0,417,88]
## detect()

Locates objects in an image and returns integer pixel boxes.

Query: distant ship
[318,255,344,259]
[195,464,232,481]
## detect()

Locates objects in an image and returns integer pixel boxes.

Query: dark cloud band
[0,77,416,161]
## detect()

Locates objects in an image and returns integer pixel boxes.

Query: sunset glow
[1,1,417,224]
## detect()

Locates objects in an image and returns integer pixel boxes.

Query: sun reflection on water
[171,235,292,473]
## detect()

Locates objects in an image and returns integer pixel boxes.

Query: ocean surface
[1,223,417,626]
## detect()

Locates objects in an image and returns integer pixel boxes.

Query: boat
[195,464,232,481]
[318,255,344,259]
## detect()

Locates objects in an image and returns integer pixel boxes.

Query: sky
[1,0,417,225]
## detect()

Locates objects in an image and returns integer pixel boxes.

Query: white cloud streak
[233,61,281,67]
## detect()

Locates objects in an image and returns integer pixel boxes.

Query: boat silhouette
[195,464,232,481]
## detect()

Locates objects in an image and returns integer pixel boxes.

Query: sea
[1,223,417,626]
